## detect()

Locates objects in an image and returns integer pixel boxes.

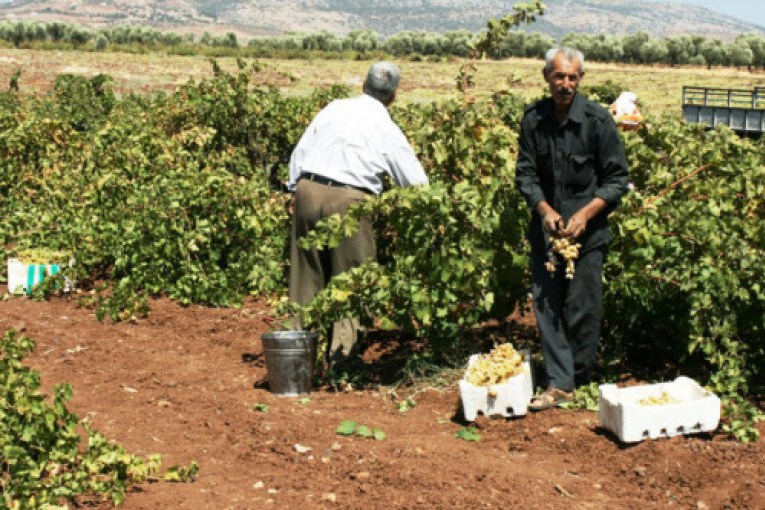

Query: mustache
[556,88,575,96]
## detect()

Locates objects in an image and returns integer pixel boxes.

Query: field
[4,296,765,509]
[0,48,763,116]
[1,47,764,509]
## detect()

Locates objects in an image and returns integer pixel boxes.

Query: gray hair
[363,61,400,104]
[544,46,585,74]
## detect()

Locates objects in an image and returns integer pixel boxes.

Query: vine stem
[642,163,712,210]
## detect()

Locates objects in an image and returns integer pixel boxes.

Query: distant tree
[523,32,554,58]
[560,33,593,56]
[11,22,27,47]
[640,39,669,66]
[346,29,378,52]
[496,31,526,58]
[444,30,473,57]
[623,31,651,63]
[666,36,694,66]
[586,34,619,62]
[161,32,183,46]
[726,41,753,69]
[28,23,46,42]
[46,22,68,42]
[383,32,414,56]
[688,54,707,67]
[221,32,239,48]
[699,39,727,69]
[737,34,765,69]
[95,34,109,51]
[67,27,91,47]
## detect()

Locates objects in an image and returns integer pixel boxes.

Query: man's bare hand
[542,211,565,235]
[287,194,295,215]
[564,212,587,238]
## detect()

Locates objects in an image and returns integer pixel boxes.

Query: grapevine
[465,343,525,386]
[14,248,72,265]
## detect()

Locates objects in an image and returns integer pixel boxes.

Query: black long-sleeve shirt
[515,93,629,251]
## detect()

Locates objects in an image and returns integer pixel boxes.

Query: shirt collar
[541,93,585,124]
[360,93,388,109]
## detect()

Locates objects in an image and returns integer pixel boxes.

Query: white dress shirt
[287,94,428,194]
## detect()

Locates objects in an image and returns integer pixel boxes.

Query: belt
[300,173,373,195]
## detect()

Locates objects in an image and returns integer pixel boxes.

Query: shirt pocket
[536,149,553,180]
[565,153,595,193]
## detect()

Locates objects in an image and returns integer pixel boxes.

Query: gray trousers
[289,179,375,359]
[531,244,605,392]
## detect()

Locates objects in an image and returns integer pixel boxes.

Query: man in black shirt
[515,47,629,410]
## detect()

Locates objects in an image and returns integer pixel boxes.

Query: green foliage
[0,53,761,440]
[28,271,72,301]
[0,62,348,319]
[396,398,416,413]
[162,461,200,482]
[90,282,150,323]
[455,426,481,442]
[335,420,386,440]
[252,403,269,413]
[335,420,357,435]
[295,96,529,349]
[559,382,600,411]
[605,120,765,439]
[0,329,196,507]
[579,79,626,106]
[0,18,764,69]
[471,1,546,58]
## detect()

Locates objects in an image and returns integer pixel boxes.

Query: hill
[0,0,762,41]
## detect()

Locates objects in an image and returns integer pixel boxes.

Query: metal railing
[682,86,765,109]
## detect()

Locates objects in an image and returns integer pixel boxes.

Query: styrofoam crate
[7,258,75,296]
[598,376,721,443]
[459,349,533,421]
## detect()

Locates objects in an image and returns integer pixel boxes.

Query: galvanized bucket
[261,331,318,396]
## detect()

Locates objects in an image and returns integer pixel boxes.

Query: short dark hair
[363,62,400,103]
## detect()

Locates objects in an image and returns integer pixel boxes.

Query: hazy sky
[642,0,765,28]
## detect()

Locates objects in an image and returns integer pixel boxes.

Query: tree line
[0,20,763,69]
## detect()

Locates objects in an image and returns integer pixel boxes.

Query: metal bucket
[261,331,318,396]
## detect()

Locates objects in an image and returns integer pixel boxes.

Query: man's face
[543,54,583,109]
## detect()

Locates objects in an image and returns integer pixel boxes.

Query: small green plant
[396,398,416,413]
[253,403,269,413]
[0,329,198,508]
[559,382,600,412]
[162,461,200,482]
[92,282,150,323]
[335,420,386,441]
[455,426,481,442]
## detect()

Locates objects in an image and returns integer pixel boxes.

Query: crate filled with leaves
[7,249,74,296]
[598,377,721,443]
[459,345,533,420]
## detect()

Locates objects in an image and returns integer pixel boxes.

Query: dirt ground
[2,295,764,510]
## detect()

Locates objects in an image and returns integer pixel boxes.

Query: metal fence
[682,86,765,134]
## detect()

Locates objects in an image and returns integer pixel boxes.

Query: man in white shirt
[287,61,428,366]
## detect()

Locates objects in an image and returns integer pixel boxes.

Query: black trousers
[530,244,605,392]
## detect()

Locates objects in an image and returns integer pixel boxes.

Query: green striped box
[7,258,73,296]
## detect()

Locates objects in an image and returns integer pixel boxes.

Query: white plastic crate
[459,349,533,421]
[7,258,74,296]
[598,376,721,443]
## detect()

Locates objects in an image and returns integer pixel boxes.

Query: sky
[642,0,765,28]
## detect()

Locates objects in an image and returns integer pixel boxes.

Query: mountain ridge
[0,0,761,42]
